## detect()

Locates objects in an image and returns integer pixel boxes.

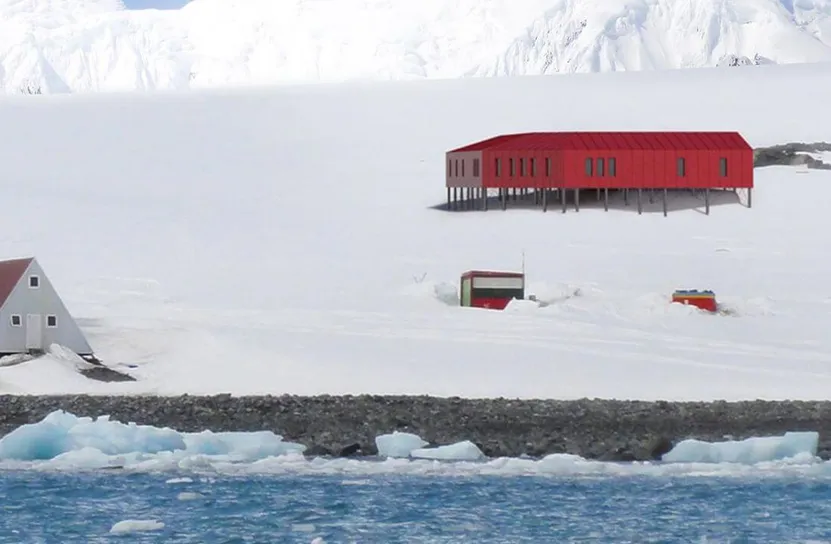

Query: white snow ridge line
[3,0,831,93]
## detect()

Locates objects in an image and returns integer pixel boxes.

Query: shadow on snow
[430,188,745,215]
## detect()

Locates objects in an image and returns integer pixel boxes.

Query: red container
[672,290,718,312]
[460,270,525,310]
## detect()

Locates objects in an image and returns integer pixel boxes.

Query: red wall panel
[481,144,752,191]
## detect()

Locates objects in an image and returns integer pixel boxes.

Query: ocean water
[3,466,831,543]
[1,412,829,542]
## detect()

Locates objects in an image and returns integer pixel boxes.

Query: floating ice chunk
[0,410,184,460]
[375,431,428,458]
[410,440,486,461]
[662,431,819,464]
[109,520,165,534]
[177,492,204,501]
[166,477,193,484]
[0,410,305,462]
[182,430,306,460]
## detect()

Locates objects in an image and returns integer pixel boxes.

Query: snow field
[0,64,830,398]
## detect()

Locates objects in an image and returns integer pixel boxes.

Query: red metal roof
[450,132,751,152]
[0,257,33,308]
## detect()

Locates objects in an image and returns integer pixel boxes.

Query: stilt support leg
[662,188,667,217]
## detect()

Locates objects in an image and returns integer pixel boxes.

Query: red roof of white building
[0,257,33,308]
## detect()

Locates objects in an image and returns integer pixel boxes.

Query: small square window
[28,275,39,288]
[46,315,57,328]
[10,314,21,327]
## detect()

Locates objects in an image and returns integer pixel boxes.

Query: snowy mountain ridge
[2,0,831,93]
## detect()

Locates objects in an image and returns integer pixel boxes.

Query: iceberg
[375,431,428,458]
[662,431,819,464]
[0,410,306,462]
[410,440,486,462]
[375,431,485,461]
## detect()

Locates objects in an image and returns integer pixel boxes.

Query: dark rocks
[0,395,828,461]
[338,443,363,457]
[79,366,136,383]
[754,142,831,170]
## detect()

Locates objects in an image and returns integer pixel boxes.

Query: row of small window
[448,158,481,177]
[10,314,57,327]
[584,158,618,177]
[494,157,550,177]
[450,156,732,178]
[585,157,730,177]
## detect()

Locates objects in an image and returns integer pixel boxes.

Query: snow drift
[3,0,831,93]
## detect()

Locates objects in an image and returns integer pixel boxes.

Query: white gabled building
[0,256,93,357]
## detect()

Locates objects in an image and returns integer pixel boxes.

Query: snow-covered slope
[0,63,831,400]
[3,0,831,93]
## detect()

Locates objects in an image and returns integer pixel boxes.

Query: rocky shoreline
[1,395,830,461]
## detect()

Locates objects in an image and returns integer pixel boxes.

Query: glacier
[3,0,831,94]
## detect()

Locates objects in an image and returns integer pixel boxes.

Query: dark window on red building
[462,160,465,177]
[530,158,536,176]
[597,158,605,176]
[509,158,515,176]
[545,157,551,176]
[719,157,728,177]
[495,158,501,177]
[585,158,593,176]
[608,158,616,176]
[520,158,525,176]
[473,158,480,177]
[677,157,686,177]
